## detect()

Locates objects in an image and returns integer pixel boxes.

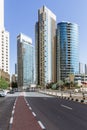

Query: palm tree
[56,80,64,90]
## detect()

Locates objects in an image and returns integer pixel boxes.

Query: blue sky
[4,0,87,74]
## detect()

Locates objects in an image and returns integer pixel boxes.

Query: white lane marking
[14,102,16,106]
[32,112,36,117]
[27,103,29,106]
[38,121,45,129]
[13,106,15,110]
[24,98,28,104]
[15,98,17,102]
[61,104,72,110]
[29,107,32,110]
[10,117,13,124]
[12,110,15,115]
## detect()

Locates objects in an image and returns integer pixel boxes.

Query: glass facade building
[17,33,34,88]
[57,22,79,81]
[35,6,56,86]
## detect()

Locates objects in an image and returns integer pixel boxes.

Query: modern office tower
[15,63,17,74]
[85,64,87,75]
[0,0,10,74]
[35,6,56,86]
[17,33,34,88]
[79,62,84,74]
[57,22,79,81]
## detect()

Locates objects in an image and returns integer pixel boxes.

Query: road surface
[0,92,87,130]
[25,92,87,130]
[0,97,16,130]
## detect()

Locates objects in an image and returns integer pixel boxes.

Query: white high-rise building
[79,62,84,74]
[0,0,10,74]
[0,0,4,29]
[35,6,56,86]
[85,64,87,75]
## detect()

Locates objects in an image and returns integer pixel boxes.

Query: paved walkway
[11,96,43,130]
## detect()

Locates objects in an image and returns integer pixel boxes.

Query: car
[0,90,6,97]
[9,89,15,94]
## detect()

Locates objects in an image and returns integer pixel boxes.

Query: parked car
[0,90,6,97]
[9,89,15,94]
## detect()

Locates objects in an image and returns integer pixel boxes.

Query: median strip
[61,104,72,110]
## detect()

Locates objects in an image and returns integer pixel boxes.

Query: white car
[0,90,6,97]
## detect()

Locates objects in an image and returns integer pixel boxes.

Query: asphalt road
[26,93,87,130]
[0,92,87,130]
[0,96,16,130]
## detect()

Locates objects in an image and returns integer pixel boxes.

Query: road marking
[14,102,16,106]
[24,98,28,104]
[43,97,47,100]
[38,121,45,129]
[27,103,29,106]
[61,104,72,110]
[12,110,15,115]
[10,117,13,124]
[29,107,32,110]
[32,112,36,117]
[13,106,15,109]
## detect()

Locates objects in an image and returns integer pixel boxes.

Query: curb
[39,91,87,104]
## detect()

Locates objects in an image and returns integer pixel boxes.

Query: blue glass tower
[17,33,34,88]
[57,22,79,81]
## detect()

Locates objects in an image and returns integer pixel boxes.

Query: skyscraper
[0,0,4,28]
[15,63,17,74]
[35,6,56,86]
[57,22,79,81]
[0,0,10,74]
[85,64,87,75]
[17,33,34,88]
[79,62,84,74]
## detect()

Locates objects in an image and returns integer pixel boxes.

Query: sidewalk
[11,96,43,130]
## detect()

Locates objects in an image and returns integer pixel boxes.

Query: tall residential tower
[35,6,56,86]
[0,0,10,74]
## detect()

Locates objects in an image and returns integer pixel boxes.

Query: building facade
[15,63,17,74]
[79,62,85,74]
[0,0,10,74]
[0,69,10,83]
[11,74,17,83]
[0,0,4,29]
[35,6,56,86]
[85,64,87,75]
[35,22,39,85]
[17,33,34,88]
[57,22,79,81]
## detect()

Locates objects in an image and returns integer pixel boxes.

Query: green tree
[56,80,64,90]
[51,84,57,90]
[46,82,54,89]
[0,78,9,89]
